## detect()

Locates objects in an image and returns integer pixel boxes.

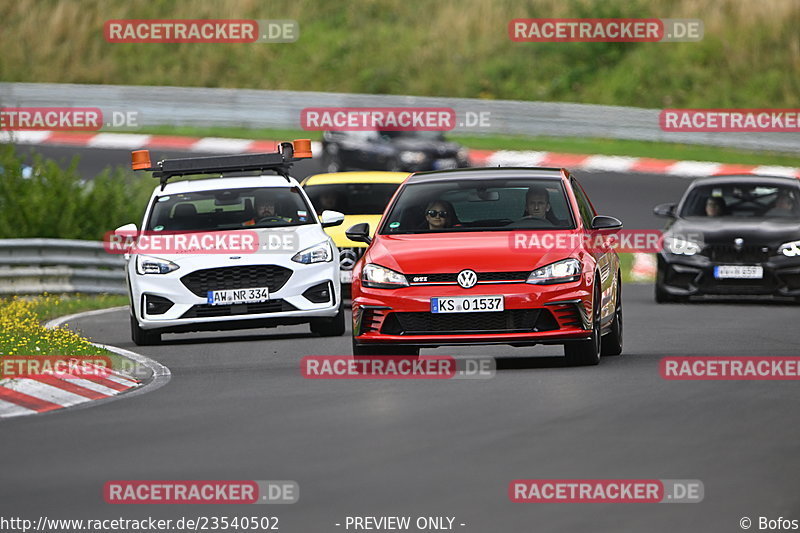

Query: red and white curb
[2,130,799,178]
[0,307,171,419]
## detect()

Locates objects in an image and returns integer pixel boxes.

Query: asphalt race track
[3,145,798,532]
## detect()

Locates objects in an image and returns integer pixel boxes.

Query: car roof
[301,171,410,186]
[405,167,566,184]
[689,174,800,187]
[154,174,301,195]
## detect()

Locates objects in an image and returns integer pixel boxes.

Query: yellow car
[301,171,408,286]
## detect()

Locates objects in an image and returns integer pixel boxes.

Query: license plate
[431,296,504,313]
[207,287,269,305]
[434,158,458,169]
[340,270,353,284]
[714,265,764,279]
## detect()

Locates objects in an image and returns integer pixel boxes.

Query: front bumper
[658,252,800,298]
[130,260,341,331]
[352,281,593,348]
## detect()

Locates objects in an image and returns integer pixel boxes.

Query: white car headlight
[457,147,470,161]
[291,241,333,264]
[136,255,179,275]
[526,258,581,285]
[362,263,408,289]
[778,240,800,257]
[399,151,426,164]
[665,236,702,256]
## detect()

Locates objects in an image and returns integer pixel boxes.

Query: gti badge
[457,269,478,289]
[734,238,744,251]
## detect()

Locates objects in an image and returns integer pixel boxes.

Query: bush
[0,144,154,240]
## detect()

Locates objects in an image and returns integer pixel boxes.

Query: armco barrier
[0,239,126,294]
[1,83,799,153]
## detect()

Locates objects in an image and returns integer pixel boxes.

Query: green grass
[29,293,129,323]
[1,0,798,109]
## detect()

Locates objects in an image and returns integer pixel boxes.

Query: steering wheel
[256,216,286,224]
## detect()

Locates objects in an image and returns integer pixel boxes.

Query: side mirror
[114,223,138,234]
[346,222,372,245]
[591,215,623,231]
[653,203,677,218]
[320,210,345,228]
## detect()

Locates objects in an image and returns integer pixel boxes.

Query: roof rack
[130,140,313,190]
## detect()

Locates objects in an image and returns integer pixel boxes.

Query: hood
[669,218,800,247]
[325,214,384,248]
[366,231,580,274]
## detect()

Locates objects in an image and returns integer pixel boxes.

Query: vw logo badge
[457,269,478,289]
[734,237,744,251]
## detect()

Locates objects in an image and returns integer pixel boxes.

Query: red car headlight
[362,263,409,289]
[526,258,581,285]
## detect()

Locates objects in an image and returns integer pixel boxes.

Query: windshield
[304,182,401,215]
[379,179,574,234]
[145,186,315,231]
[680,183,800,219]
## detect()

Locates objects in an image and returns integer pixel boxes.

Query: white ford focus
[116,141,345,345]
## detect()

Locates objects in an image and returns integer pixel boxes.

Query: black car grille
[408,271,529,284]
[703,244,770,264]
[380,309,558,335]
[181,265,293,297]
[180,299,296,318]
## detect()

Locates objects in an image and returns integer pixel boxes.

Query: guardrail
[0,239,126,295]
[1,82,799,153]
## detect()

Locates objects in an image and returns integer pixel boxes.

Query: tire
[310,306,346,337]
[564,282,601,366]
[601,275,623,356]
[130,313,161,346]
[352,338,419,356]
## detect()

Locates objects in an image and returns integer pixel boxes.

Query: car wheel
[130,313,161,346]
[310,306,346,337]
[601,275,623,356]
[564,282,601,366]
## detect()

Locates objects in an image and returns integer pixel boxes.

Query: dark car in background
[321,130,470,173]
[654,175,800,303]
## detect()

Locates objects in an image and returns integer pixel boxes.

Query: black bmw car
[321,130,470,173]
[654,175,800,303]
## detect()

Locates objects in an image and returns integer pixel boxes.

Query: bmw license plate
[208,287,269,305]
[431,296,504,313]
[714,265,764,279]
[433,158,458,170]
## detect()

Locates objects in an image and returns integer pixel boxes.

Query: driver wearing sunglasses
[424,199,457,230]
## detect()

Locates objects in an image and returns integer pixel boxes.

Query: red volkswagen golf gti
[346,167,623,365]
